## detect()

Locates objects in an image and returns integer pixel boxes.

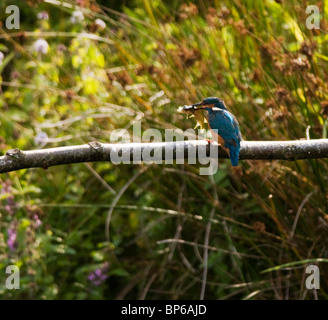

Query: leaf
[91,251,105,262]
[283,12,304,43]
[52,244,77,255]
[315,53,328,62]
[0,44,8,51]
[268,1,304,43]
[0,52,14,74]
[83,77,99,95]
[72,55,82,68]
[109,268,130,277]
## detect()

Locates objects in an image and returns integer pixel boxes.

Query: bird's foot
[205,139,220,146]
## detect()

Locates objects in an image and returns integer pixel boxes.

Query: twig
[288,191,315,241]
[157,239,262,259]
[105,168,146,241]
[199,209,214,299]
[1,139,328,174]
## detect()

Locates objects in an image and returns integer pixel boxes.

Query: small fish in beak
[177,104,207,129]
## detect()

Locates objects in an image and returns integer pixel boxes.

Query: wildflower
[26,205,43,229]
[206,7,218,27]
[234,20,248,36]
[206,7,230,27]
[10,71,20,80]
[0,52,4,66]
[33,214,42,228]
[178,3,198,20]
[33,39,49,54]
[272,106,291,122]
[34,131,49,146]
[1,179,16,215]
[70,10,84,23]
[7,227,17,251]
[177,47,201,68]
[115,70,133,87]
[275,85,291,103]
[37,11,49,20]
[88,263,109,286]
[90,18,106,33]
[305,73,322,91]
[95,18,106,30]
[57,44,67,52]
[290,57,310,71]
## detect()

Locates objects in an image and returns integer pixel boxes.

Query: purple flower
[37,11,49,20]
[33,39,49,54]
[95,19,106,30]
[70,10,84,24]
[33,214,42,228]
[7,227,17,251]
[10,71,20,80]
[88,263,109,286]
[0,52,4,66]
[1,180,16,215]
[57,44,67,52]
[34,131,48,146]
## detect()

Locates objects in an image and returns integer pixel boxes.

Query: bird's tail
[227,145,240,167]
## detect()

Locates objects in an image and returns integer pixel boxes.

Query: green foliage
[1,0,328,299]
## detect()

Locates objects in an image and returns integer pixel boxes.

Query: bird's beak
[192,102,204,110]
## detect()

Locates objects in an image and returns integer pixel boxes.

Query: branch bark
[1,139,328,174]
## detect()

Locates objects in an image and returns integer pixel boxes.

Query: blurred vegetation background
[0,0,328,300]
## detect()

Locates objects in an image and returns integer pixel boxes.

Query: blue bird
[192,97,242,166]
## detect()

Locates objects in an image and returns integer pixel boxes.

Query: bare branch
[1,139,328,174]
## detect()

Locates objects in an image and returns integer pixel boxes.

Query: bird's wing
[208,110,241,147]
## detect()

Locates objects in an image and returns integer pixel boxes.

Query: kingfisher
[183,97,242,166]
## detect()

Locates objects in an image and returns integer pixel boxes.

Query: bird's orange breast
[210,129,230,157]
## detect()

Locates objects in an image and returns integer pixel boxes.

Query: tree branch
[0,139,328,174]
